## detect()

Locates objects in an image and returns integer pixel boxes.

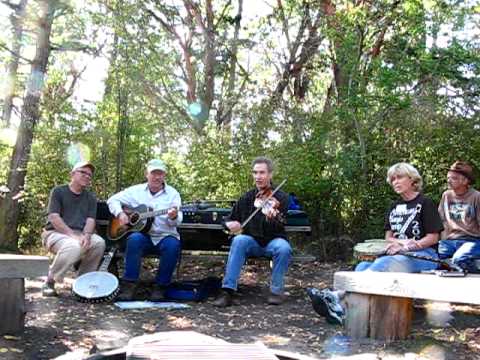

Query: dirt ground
[1,259,480,360]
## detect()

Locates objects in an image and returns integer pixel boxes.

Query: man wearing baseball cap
[438,161,480,272]
[41,161,106,296]
[107,159,183,301]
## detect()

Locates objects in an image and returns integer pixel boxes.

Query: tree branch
[0,42,32,63]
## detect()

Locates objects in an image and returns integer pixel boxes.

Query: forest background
[0,0,479,260]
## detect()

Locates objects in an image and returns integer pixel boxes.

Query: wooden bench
[97,218,314,277]
[333,271,480,341]
[109,247,316,279]
[0,254,49,334]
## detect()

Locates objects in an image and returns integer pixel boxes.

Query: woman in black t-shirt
[356,163,444,272]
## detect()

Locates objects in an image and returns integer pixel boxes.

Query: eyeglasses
[76,170,93,178]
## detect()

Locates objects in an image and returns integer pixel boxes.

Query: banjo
[72,248,119,303]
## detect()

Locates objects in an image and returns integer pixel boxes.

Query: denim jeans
[438,238,480,272]
[222,234,292,295]
[355,247,439,273]
[123,232,180,285]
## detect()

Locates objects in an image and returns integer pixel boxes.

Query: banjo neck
[98,248,116,272]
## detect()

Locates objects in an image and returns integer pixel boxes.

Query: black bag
[164,276,222,302]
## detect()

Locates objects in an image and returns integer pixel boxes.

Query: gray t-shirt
[45,184,97,231]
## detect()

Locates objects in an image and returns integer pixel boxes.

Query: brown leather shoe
[212,290,233,307]
[267,293,285,305]
[150,284,167,302]
[116,281,138,301]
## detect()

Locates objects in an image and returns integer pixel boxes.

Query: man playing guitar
[107,159,182,301]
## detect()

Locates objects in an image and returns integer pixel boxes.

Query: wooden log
[368,294,412,341]
[0,254,49,278]
[0,255,49,335]
[344,292,370,338]
[344,292,413,341]
[0,278,25,334]
[334,271,480,305]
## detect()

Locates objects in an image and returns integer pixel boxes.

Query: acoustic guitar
[107,204,184,241]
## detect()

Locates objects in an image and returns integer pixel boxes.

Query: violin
[225,179,287,236]
[254,188,281,220]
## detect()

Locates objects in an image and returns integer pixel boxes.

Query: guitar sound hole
[130,213,139,225]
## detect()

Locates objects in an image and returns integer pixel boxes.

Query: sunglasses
[76,170,93,178]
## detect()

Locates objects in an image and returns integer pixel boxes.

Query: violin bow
[239,178,287,230]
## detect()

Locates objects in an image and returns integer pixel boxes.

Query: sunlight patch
[66,143,91,167]
[0,127,17,146]
[259,334,290,345]
[424,301,453,327]
[167,315,193,329]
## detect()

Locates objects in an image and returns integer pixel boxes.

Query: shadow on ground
[1,260,479,359]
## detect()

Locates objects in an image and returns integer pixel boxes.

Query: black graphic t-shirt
[384,193,443,241]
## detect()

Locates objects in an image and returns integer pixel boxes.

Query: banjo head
[73,271,119,299]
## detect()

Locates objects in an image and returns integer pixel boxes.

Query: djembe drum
[353,240,387,262]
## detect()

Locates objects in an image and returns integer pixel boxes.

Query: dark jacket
[225,187,289,247]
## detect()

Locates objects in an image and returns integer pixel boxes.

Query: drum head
[353,241,387,258]
[73,272,119,299]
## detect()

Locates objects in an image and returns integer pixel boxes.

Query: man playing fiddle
[213,156,292,307]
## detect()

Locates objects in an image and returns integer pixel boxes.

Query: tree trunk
[115,85,129,192]
[202,0,215,114]
[0,0,56,250]
[2,0,28,127]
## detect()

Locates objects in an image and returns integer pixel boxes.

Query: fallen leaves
[3,335,20,341]
[17,260,480,360]
[260,335,290,345]
[0,348,22,354]
[167,316,193,329]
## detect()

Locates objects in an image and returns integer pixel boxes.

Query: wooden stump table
[334,271,480,341]
[0,254,49,334]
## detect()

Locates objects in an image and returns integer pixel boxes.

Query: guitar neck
[139,208,169,220]
[138,205,185,220]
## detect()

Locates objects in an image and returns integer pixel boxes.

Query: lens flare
[0,127,17,146]
[187,101,208,122]
[66,143,91,167]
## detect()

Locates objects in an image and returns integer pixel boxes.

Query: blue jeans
[123,232,181,286]
[222,234,292,295]
[355,247,439,273]
[438,238,480,272]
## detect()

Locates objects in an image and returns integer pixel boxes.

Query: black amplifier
[182,207,231,225]
[285,210,310,226]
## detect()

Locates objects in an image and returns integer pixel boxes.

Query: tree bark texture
[0,0,56,250]
[2,0,29,127]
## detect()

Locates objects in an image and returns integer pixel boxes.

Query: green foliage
[2,0,479,260]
